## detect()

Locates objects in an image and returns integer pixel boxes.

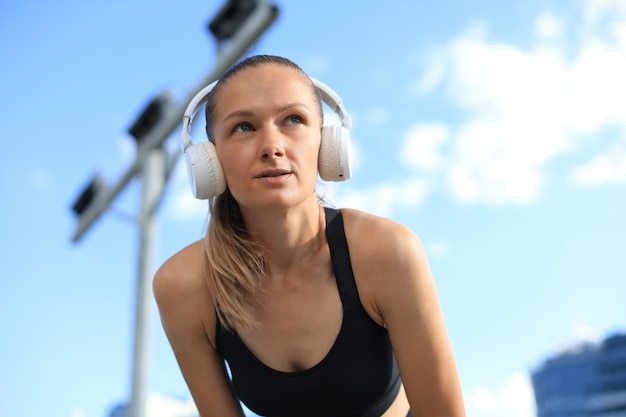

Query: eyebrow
[222,103,311,123]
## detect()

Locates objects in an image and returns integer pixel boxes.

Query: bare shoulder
[153,239,217,345]
[339,208,430,324]
[339,208,426,267]
[153,240,207,299]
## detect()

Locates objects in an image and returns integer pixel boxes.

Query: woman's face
[211,64,323,211]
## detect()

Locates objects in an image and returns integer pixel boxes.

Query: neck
[240,198,324,277]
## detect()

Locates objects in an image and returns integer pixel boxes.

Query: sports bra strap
[324,207,361,309]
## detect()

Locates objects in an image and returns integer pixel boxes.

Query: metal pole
[127,147,164,417]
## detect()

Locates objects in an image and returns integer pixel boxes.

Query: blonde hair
[204,190,266,331]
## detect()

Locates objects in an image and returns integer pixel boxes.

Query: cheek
[219,153,247,183]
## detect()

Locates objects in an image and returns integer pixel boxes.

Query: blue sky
[1,1,625,416]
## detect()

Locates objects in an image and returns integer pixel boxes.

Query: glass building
[531,333,626,417]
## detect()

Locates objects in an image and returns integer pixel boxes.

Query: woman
[153,55,466,417]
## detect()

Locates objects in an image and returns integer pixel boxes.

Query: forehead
[215,64,316,108]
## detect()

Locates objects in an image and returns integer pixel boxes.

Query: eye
[233,122,254,133]
[286,115,303,125]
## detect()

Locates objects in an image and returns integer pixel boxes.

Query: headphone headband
[181,78,352,151]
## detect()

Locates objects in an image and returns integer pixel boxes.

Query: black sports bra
[216,208,402,417]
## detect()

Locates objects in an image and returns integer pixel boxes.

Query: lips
[255,168,292,178]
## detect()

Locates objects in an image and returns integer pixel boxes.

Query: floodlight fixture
[128,91,173,143]
[209,0,259,42]
[71,174,104,216]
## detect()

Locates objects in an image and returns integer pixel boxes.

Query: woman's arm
[153,242,245,417]
[345,211,466,417]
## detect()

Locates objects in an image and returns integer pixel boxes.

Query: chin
[237,192,317,212]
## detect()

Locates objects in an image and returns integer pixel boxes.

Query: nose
[259,128,285,160]
[261,145,285,160]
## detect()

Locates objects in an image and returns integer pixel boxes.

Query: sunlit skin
[153,62,466,417]
[209,64,325,272]
[211,65,322,212]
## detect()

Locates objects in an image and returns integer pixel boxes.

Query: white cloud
[583,0,626,25]
[405,0,626,206]
[111,394,199,417]
[570,142,626,185]
[436,33,572,204]
[445,115,545,205]
[170,188,209,220]
[401,123,450,172]
[147,394,198,417]
[567,42,626,131]
[326,177,430,217]
[411,51,448,95]
[548,320,605,354]
[466,372,536,417]
[572,322,604,344]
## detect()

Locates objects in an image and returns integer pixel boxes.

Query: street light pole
[127,147,164,417]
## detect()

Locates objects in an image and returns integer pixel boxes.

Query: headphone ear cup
[185,141,227,199]
[319,125,352,182]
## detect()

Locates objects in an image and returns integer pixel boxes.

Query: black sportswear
[216,208,403,417]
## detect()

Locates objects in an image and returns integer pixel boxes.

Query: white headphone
[180,78,353,200]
